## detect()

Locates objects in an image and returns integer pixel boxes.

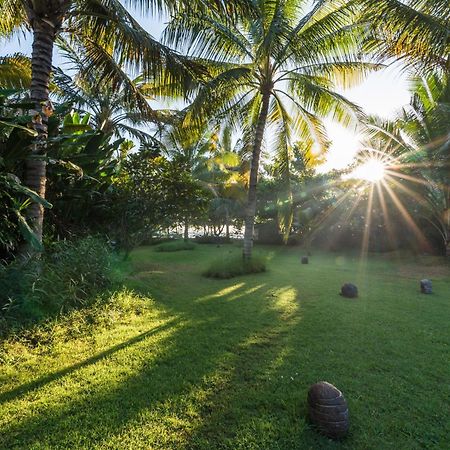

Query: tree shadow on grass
[0,273,304,449]
[0,320,177,405]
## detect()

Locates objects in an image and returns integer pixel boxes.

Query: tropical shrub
[203,254,266,279]
[0,236,111,337]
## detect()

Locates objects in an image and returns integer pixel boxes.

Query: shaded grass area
[1,245,449,449]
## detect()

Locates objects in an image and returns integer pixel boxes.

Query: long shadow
[0,269,299,449]
[0,320,177,405]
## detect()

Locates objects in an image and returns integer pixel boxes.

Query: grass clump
[0,236,112,337]
[154,240,196,252]
[203,254,267,279]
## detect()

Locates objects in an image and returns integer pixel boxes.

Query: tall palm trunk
[243,90,271,260]
[21,6,65,255]
[184,218,189,242]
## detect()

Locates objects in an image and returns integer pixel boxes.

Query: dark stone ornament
[301,256,309,264]
[307,381,349,440]
[420,279,432,294]
[340,283,358,298]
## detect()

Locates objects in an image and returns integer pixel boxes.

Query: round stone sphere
[340,283,358,298]
[307,381,349,439]
[301,256,309,264]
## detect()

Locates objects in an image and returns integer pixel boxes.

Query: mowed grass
[1,245,450,449]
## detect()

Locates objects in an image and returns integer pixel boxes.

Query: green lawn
[1,245,450,449]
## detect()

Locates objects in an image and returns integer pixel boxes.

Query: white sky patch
[316,121,362,173]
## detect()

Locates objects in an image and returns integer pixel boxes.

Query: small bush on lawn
[154,240,196,252]
[0,236,112,337]
[203,254,267,279]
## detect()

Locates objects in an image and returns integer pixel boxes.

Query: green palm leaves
[165,0,377,256]
[360,0,450,75]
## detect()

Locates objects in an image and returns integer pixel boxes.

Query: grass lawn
[1,244,449,449]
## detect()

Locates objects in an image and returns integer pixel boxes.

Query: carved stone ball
[340,283,358,298]
[301,256,309,264]
[420,279,432,294]
[307,381,349,440]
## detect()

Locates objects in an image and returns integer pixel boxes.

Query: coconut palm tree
[363,73,449,254]
[52,40,171,145]
[401,75,450,254]
[0,0,210,253]
[164,0,378,259]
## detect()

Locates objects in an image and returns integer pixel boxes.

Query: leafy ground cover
[1,245,449,449]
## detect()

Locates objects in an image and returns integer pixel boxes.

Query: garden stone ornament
[307,381,349,439]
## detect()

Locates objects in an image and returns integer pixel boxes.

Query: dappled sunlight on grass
[1,246,449,449]
[0,317,180,427]
[265,286,299,321]
[195,282,245,303]
[224,284,265,302]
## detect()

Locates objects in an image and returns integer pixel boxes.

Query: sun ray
[385,169,448,191]
[360,183,374,264]
[381,179,430,251]
[304,180,365,246]
[385,174,430,207]
[375,182,397,252]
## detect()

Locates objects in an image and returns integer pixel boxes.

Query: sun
[351,158,386,183]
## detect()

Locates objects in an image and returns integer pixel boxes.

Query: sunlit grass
[1,245,449,449]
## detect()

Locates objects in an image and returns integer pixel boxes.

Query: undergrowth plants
[0,236,113,337]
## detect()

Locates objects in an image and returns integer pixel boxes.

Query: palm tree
[362,73,449,254]
[164,0,378,259]
[0,0,204,253]
[52,40,170,146]
[400,75,450,254]
[0,53,31,90]
[360,0,450,75]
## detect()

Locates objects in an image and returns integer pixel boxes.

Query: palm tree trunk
[21,8,64,256]
[184,218,189,242]
[243,91,271,260]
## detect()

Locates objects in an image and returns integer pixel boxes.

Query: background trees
[0,0,200,252]
[0,0,448,261]
[164,0,378,259]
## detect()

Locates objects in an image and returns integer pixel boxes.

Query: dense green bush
[203,254,267,279]
[0,236,112,337]
[154,240,196,252]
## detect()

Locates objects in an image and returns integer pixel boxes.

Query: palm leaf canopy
[0,0,206,108]
[164,0,378,165]
[0,53,31,89]
[359,0,450,75]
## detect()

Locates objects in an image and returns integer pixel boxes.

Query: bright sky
[319,65,411,173]
[0,13,412,172]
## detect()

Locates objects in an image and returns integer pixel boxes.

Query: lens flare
[351,159,386,183]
